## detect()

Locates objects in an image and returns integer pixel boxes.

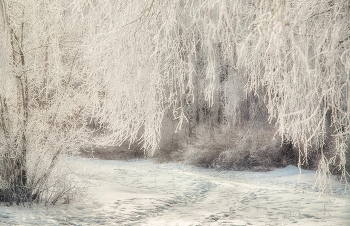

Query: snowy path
[0,158,349,225]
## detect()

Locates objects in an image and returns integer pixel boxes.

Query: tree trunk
[0,0,30,204]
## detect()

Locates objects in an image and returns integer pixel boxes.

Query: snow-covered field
[0,157,349,226]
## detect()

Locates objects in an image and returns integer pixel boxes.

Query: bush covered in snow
[178,124,299,171]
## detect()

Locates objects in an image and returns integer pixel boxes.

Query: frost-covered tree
[0,0,94,204]
[237,0,350,183]
[0,0,182,204]
[139,0,350,183]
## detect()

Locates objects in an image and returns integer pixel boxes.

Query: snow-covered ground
[0,157,349,225]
